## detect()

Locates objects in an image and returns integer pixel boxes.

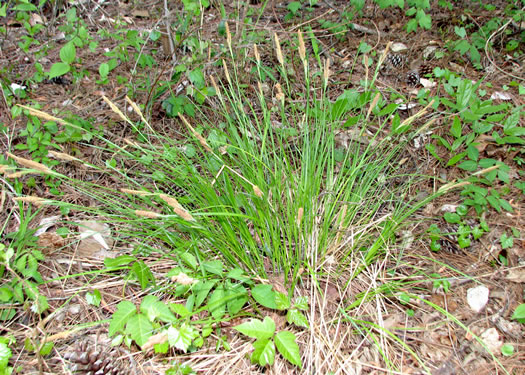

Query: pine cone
[418,63,434,77]
[387,53,406,69]
[64,340,131,375]
[406,70,420,86]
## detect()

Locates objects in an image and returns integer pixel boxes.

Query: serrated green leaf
[500,233,513,249]
[275,292,290,310]
[234,316,275,340]
[125,313,153,347]
[141,295,176,323]
[132,260,154,290]
[294,296,308,311]
[251,338,275,366]
[109,301,136,336]
[251,284,277,309]
[167,323,198,352]
[275,331,302,367]
[286,308,309,329]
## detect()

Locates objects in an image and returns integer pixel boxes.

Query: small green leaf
[234,316,275,340]
[501,343,514,356]
[443,212,460,224]
[99,62,109,77]
[275,292,291,310]
[500,233,513,249]
[170,303,191,318]
[201,260,224,276]
[454,26,466,38]
[194,280,216,308]
[251,284,277,309]
[294,296,308,311]
[104,255,136,268]
[226,284,248,315]
[511,303,525,323]
[85,289,101,307]
[167,323,198,352]
[0,342,11,369]
[287,1,301,13]
[180,252,197,270]
[109,301,136,336]
[60,42,76,64]
[132,260,154,290]
[39,341,54,356]
[275,331,302,367]
[251,338,275,367]
[126,313,153,347]
[48,62,70,79]
[208,286,226,319]
[286,308,309,329]
[450,116,462,138]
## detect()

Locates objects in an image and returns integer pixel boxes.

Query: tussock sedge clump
[7,30,506,374]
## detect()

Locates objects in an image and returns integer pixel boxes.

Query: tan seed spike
[366,92,381,120]
[13,196,48,206]
[323,58,331,86]
[159,194,195,221]
[296,207,304,227]
[378,41,393,68]
[253,44,260,64]
[178,114,212,152]
[253,185,263,198]
[6,172,26,178]
[135,210,161,218]
[48,151,80,162]
[125,96,153,131]
[297,30,306,64]
[225,22,231,49]
[7,152,55,175]
[17,105,67,126]
[120,188,152,196]
[273,33,284,67]
[210,76,222,102]
[102,95,133,126]
[222,59,231,84]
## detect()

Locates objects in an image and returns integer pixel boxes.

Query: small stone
[391,42,408,52]
[467,285,489,313]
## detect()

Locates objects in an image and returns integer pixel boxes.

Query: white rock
[467,285,489,313]
[480,328,502,352]
[391,43,408,52]
[490,91,512,101]
[440,204,458,212]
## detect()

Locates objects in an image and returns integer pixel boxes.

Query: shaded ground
[0,0,524,374]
